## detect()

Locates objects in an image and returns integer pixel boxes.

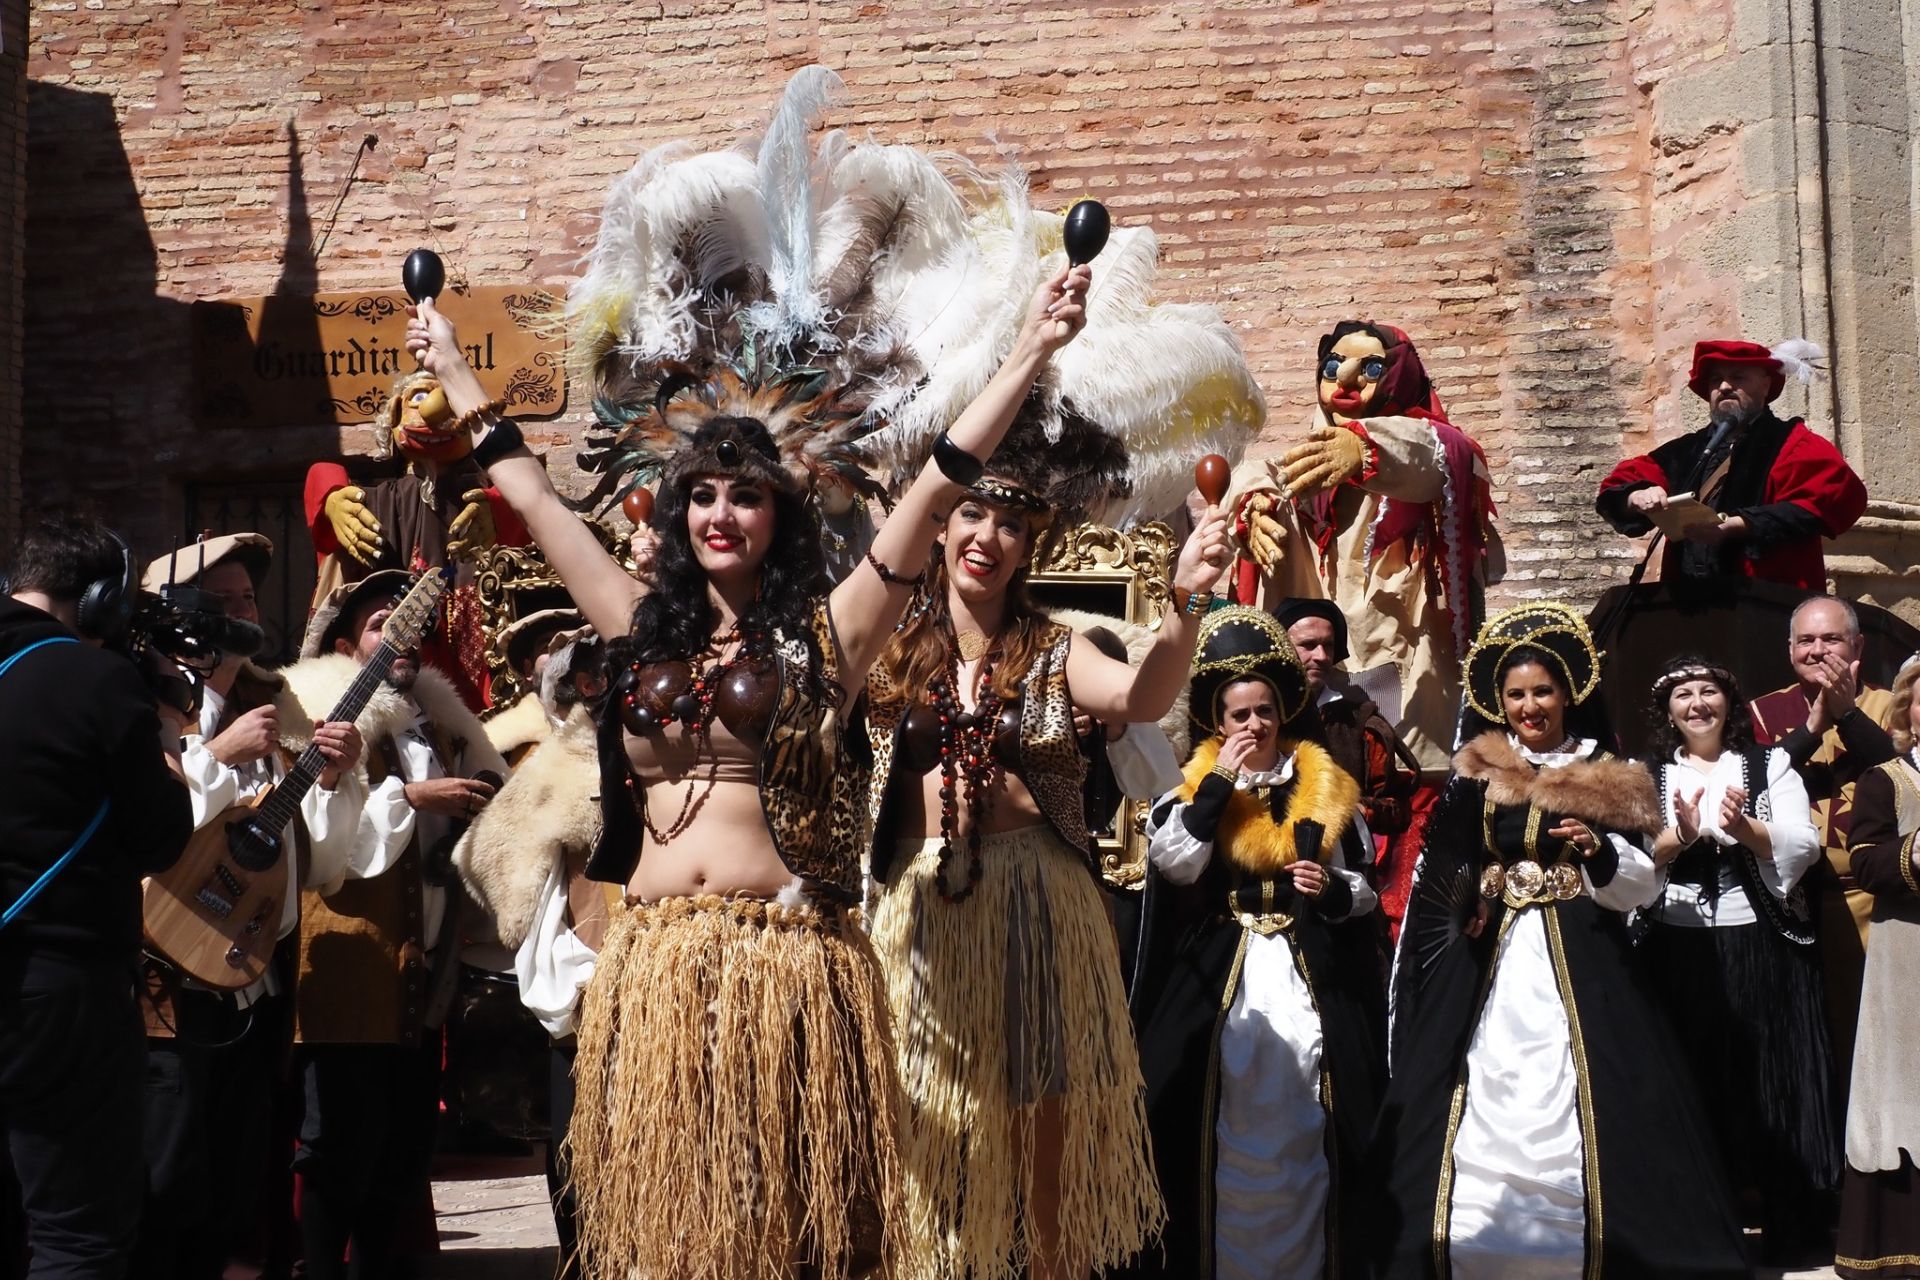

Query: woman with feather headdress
[405,67,1098,1280]
[855,168,1263,1280]
[1119,607,1383,1280]
[1370,604,1749,1278]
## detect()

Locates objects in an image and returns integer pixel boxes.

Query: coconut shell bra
[894,694,1025,776]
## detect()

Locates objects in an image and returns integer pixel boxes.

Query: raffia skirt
[565,894,906,1280]
[871,825,1163,1279]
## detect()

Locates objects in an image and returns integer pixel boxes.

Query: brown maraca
[1195,454,1231,507]
[622,487,654,526]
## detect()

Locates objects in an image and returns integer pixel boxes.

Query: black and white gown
[1371,732,1750,1279]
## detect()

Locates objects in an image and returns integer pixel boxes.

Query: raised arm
[1062,506,1232,722]
[827,265,1091,688]
[405,300,643,640]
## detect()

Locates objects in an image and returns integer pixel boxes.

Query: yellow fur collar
[1178,737,1360,874]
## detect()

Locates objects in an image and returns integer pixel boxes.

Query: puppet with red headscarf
[1224,321,1499,935]
[1597,338,1866,592]
[304,369,529,710]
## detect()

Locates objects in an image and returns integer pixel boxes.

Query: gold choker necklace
[955,629,992,663]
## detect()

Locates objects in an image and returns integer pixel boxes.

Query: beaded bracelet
[863,548,926,588]
[1172,587,1216,616]
[453,398,507,434]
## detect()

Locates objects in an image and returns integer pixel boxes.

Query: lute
[143,571,449,989]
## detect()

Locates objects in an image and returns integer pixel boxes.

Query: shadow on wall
[23,86,338,651]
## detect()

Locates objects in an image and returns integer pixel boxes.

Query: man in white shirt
[133,533,366,1280]
[290,568,507,1280]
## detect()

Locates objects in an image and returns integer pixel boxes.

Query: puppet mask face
[1317,331,1389,424]
[390,377,470,464]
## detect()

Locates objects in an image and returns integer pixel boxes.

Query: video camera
[120,583,267,718]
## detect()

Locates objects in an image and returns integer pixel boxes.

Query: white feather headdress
[567,66,1265,528]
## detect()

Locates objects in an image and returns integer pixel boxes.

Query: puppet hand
[323,486,383,566]
[1240,491,1288,572]
[446,490,497,563]
[1279,425,1366,498]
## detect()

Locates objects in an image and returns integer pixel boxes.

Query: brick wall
[22,0,1790,609]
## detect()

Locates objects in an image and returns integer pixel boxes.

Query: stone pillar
[0,0,25,548]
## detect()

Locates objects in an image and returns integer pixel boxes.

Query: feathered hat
[1189,606,1313,739]
[565,66,1265,534]
[1687,338,1825,403]
[1461,601,1602,724]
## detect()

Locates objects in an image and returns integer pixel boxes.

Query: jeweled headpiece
[1189,605,1312,738]
[1462,601,1603,723]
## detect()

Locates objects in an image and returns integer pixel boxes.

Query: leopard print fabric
[754,600,869,901]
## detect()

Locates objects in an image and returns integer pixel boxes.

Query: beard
[1709,400,1756,433]
[384,655,419,693]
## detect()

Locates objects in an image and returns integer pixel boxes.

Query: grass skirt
[566,894,905,1280]
[871,825,1163,1279]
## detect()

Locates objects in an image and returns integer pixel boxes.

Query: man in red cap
[1597,339,1866,590]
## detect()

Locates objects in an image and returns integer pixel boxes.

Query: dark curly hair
[1457,642,1616,747]
[1642,656,1755,761]
[594,416,831,864]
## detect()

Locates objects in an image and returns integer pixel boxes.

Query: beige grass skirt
[871,825,1163,1279]
[566,894,906,1280]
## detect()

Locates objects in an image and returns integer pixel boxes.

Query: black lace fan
[1408,859,1481,980]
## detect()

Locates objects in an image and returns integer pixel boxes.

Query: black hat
[1462,601,1602,724]
[1272,597,1349,665]
[1189,606,1312,738]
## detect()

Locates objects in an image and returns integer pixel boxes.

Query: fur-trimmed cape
[454,704,600,948]
[1175,736,1360,873]
[1452,730,1662,835]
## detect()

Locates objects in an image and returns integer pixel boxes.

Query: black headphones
[75,529,136,640]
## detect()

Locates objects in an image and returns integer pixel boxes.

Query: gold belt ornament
[1480,859,1583,909]
[1234,908,1295,937]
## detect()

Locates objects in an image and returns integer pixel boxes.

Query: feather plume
[1770,337,1826,385]
[745,65,845,352]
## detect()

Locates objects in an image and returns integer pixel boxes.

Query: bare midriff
[894,754,1046,841]
[621,721,797,903]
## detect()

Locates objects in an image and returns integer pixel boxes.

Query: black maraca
[1063,200,1110,266]
[402,248,445,303]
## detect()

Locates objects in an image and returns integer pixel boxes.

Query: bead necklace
[928,643,1004,903]
[629,621,762,845]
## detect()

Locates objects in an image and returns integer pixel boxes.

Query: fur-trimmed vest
[287,654,509,1045]
[456,704,600,949]
[484,691,552,769]
[1177,736,1361,873]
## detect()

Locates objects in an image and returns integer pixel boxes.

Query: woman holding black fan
[1370,603,1748,1278]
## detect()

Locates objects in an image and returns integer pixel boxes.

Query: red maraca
[1195,454,1231,508]
[622,488,654,526]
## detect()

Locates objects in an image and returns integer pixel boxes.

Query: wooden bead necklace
[928,642,1005,903]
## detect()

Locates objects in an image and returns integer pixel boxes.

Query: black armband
[932,432,985,486]
[470,415,526,468]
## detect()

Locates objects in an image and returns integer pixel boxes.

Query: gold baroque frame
[1029,520,1176,889]
[476,516,627,710]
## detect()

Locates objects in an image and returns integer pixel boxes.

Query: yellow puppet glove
[323,485,383,566]
[1241,490,1288,572]
[446,489,498,564]
[1279,425,1368,498]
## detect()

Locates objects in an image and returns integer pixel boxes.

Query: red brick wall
[23,0,1746,606]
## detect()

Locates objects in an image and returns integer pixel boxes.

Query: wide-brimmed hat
[1462,601,1602,724]
[500,606,585,673]
[1189,605,1312,738]
[140,532,273,595]
[301,568,414,657]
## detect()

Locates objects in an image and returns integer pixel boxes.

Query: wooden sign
[191,285,566,430]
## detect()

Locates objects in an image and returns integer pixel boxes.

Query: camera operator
[131,533,366,1280]
[0,515,192,1280]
